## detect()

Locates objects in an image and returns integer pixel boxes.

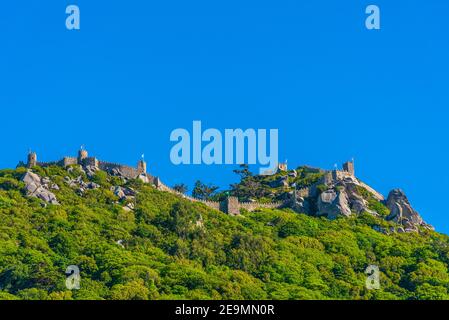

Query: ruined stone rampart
[62,157,78,166]
[98,161,140,179]
[36,161,58,167]
[199,200,221,211]
[359,181,385,201]
[154,180,285,214]
[239,201,284,211]
[23,150,148,182]
[22,152,381,216]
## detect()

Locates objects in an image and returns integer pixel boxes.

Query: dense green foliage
[0,166,449,300]
[192,180,220,201]
[230,165,325,202]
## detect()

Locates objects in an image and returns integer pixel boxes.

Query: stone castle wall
[36,161,58,167]
[200,200,221,211]
[332,170,353,181]
[33,157,142,180]
[239,201,284,211]
[24,153,375,215]
[154,180,284,215]
[27,151,148,183]
[359,181,385,201]
[155,180,221,210]
[36,156,79,168]
[97,161,140,179]
[62,157,78,167]
[83,157,99,167]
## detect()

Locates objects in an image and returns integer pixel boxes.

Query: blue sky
[1,1,448,233]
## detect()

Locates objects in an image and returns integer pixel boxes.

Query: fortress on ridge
[16,150,432,233]
[17,149,366,215]
[18,148,284,215]
[21,148,148,180]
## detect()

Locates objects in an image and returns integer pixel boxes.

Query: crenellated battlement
[153,180,286,215]
[20,149,147,180]
[18,151,361,216]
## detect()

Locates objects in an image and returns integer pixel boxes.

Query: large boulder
[84,165,99,178]
[22,171,59,205]
[343,182,378,216]
[112,186,126,199]
[317,189,352,219]
[138,174,150,183]
[86,182,100,190]
[290,195,311,215]
[385,189,433,231]
[111,186,136,201]
[269,176,289,188]
[288,170,297,178]
[65,175,100,194]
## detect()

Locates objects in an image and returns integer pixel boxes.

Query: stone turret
[277,162,288,172]
[27,152,37,168]
[223,196,240,215]
[137,159,147,174]
[385,189,433,231]
[78,148,88,164]
[343,160,355,176]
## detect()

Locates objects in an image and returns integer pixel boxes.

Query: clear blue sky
[1,1,448,233]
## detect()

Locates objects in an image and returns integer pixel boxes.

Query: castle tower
[277,162,288,172]
[323,171,333,185]
[223,196,240,215]
[27,151,37,168]
[78,148,88,164]
[137,159,147,174]
[332,169,338,181]
[343,160,355,176]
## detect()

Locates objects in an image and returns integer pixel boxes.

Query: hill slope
[0,165,449,300]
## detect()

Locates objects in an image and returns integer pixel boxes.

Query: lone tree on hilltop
[192,180,219,201]
[233,164,253,179]
[173,183,188,194]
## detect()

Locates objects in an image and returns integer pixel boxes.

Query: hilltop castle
[17,152,432,232]
[277,162,288,172]
[20,148,148,180]
[18,149,369,216]
[17,148,288,215]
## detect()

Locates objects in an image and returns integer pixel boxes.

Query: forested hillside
[1,165,449,300]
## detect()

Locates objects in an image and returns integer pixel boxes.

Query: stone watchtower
[222,196,240,215]
[137,159,147,174]
[27,151,37,168]
[277,162,288,172]
[78,148,88,165]
[343,160,355,176]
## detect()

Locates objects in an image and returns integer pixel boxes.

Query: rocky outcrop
[111,186,136,201]
[286,166,433,232]
[123,202,135,212]
[138,173,150,183]
[314,173,377,219]
[269,176,289,188]
[83,165,99,178]
[291,195,311,215]
[22,171,59,205]
[65,176,100,194]
[342,180,378,216]
[385,189,433,232]
[317,189,352,219]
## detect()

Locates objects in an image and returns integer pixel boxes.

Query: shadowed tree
[192,180,219,200]
[173,183,188,194]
